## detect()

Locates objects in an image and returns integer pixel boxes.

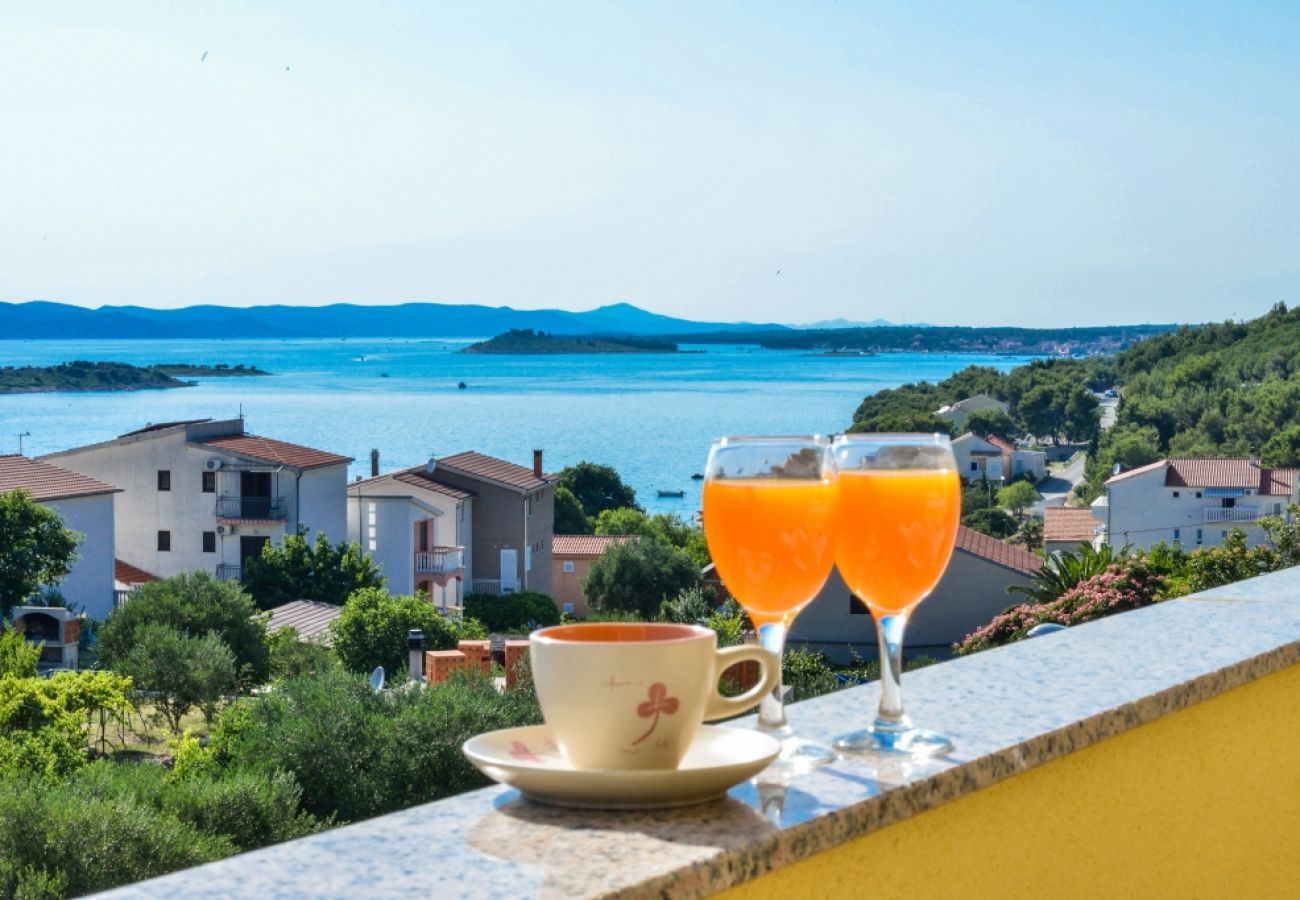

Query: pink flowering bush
[955,557,1164,656]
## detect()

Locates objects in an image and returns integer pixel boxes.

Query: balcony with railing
[215,495,287,521]
[470,578,519,596]
[1204,506,1261,523]
[111,565,1300,898]
[215,563,242,582]
[415,546,465,575]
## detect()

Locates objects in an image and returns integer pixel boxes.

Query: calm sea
[0,339,1036,515]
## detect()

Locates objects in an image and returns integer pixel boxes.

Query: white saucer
[462,724,780,809]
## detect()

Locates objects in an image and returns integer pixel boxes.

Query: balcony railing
[470,578,519,596]
[1204,507,1260,523]
[215,563,242,582]
[415,546,465,574]
[215,495,287,520]
[113,589,133,608]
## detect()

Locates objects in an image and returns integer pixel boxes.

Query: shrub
[98,571,269,688]
[781,649,839,702]
[0,629,40,678]
[658,586,716,624]
[583,537,703,619]
[267,626,339,680]
[957,556,1164,655]
[462,591,560,634]
[961,507,1018,538]
[0,670,133,778]
[330,588,465,675]
[210,667,541,823]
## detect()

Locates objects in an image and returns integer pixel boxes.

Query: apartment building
[935,394,1010,431]
[952,433,1047,484]
[43,418,350,582]
[1101,457,1299,551]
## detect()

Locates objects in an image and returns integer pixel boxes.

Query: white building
[0,455,120,620]
[347,466,472,611]
[935,394,1010,431]
[951,433,1046,484]
[42,418,351,583]
[1102,458,1299,552]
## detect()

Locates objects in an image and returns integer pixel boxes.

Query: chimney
[533,449,543,478]
[407,629,426,682]
[370,448,380,477]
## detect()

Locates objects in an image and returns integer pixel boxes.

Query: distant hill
[0,300,786,340]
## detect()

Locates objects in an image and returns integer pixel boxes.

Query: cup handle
[702,645,781,721]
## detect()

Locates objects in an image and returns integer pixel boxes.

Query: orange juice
[835,468,960,615]
[703,478,838,627]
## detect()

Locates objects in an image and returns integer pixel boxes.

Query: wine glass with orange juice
[831,433,960,757]
[703,436,838,772]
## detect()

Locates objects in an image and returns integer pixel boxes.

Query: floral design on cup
[509,741,543,763]
[630,682,680,746]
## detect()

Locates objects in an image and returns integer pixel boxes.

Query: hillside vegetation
[1082,302,1300,497]
[461,329,677,354]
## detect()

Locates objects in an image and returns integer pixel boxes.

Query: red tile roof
[955,526,1043,575]
[392,470,475,500]
[263,599,342,646]
[984,435,1016,453]
[1107,458,1299,496]
[199,434,352,470]
[1043,508,1099,543]
[434,451,550,492]
[552,535,631,557]
[114,559,159,585]
[0,455,120,501]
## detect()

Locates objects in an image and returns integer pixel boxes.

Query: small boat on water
[457,381,467,389]
[657,489,686,498]
[690,473,704,480]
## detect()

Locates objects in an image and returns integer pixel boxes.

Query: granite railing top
[104,566,1300,899]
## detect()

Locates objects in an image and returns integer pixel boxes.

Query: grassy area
[92,701,219,761]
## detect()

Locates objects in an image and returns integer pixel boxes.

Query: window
[157,470,171,491]
[1196,528,1203,546]
[563,603,575,614]
[563,561,575,573]
[202,531,216,553]
[157,530,171,552]
[366,502,377,552]
[1196,492,1203,499]
[202,471,216,493]
[1172,491,1179,498]
[969,461,978,472]
[1173,529,1181,542]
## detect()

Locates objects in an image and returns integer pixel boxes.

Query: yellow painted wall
[724,663,1300,899]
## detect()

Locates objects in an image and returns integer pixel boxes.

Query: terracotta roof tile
[984,435,1016,453]
[435,451,550,492]
[114,559,159,585]
[1043,508,1099,543]
[199,434,351,470]
[0,455,120,501]
[391,470,475,499]
[954,526,1043,575]
[552,535,631,557]
[263,599,342,646]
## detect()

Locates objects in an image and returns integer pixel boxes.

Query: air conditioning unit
[206,458,223,470]
[216,523,235,535]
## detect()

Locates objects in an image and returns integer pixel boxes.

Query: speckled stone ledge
[100,566,1300,899]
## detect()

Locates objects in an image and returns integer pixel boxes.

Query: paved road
[1034,451,1087,515]
[1099,397,1119,430]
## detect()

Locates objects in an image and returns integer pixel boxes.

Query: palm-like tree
[1007,543,1122,604]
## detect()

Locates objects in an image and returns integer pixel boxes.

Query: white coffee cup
[529,622,779,771]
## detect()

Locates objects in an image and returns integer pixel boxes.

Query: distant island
[0,361,270,394]
[152,363,271,377]
[461,329,679,354]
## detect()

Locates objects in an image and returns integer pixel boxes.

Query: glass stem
[874,613,911,732]
[756,621,788,733]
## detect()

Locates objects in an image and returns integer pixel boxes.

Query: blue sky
[2,2,1297,326]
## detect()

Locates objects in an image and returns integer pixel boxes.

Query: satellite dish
[1027,623,1067,639]
[425,457,437,474]
[369,666,385,692]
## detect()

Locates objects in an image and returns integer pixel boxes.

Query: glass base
[833,726,953,758]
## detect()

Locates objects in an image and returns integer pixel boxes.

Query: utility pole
[17,431,30,454]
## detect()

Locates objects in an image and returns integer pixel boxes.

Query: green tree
[461,591,560,633]
[961,507,1018,538]
[658,586,716,624]
[1261,423,1300,467]
[116,624,237,733]
[963,408,1019,443]
[98,571,269,689]
[241,527,384,610]
[997,481,1040,519]
[0,489,81,617]
[582,538,703,619]
[593,506,659,539]
[329,588,463,675]
[1063,386,1101,443]
[266,627,339,681]
[553,485,592,534]
[556,461,640,518]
